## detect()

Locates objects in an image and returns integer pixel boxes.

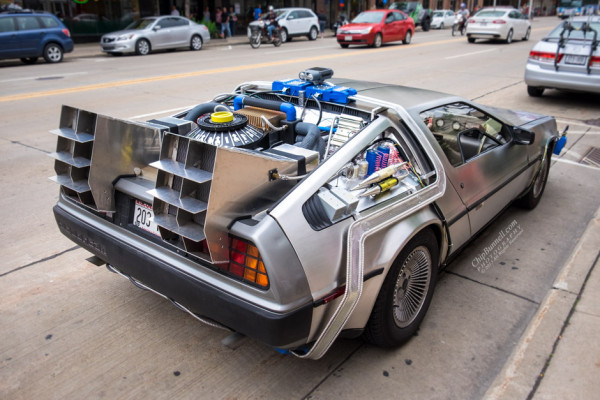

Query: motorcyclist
[265,5,277,41]
[456,3,470,26]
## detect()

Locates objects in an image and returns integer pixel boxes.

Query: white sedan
[466,7,531,44]
[430,10,455,29]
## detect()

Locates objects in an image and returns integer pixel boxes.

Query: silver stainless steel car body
[100,15,210,55]
[50,71,559,359]
[524,16,600,96]
[466,7,531,43]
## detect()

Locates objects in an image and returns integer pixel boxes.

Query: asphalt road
[1,17,599,399]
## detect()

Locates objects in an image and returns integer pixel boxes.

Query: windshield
[352,11,385,24]
[432,11,444,17]
[125,18,156,30]
[547,21,600,40]
[559,0,583,6]
[474,10,506,17]
[390,2,417,12]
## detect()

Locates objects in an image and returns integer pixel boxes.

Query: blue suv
[0,11,74,64]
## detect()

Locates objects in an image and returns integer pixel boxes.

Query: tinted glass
[352,11,385,24]
[547,21,600,39]
[16,16,41,31]
[40,16,59,28]
[0,17,16,33]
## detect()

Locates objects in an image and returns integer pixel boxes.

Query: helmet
[268,5,274,11]
[460,3,466,8]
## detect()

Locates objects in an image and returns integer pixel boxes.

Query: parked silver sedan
[525,16,600,96]
[100,16,210,56]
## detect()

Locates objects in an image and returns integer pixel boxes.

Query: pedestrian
[229,6,237,36]
[171,5,180,16]
[254,4,262,20]
[318,13,327,39]
[215,7,222,33]
[203,6,211,22]
[221,7,231,38]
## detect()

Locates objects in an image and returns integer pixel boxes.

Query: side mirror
[153,25,161,31]
[288,16,294,20]
[513,127,535,145]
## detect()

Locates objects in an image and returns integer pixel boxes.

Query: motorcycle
[248,20,282,49]
[452,13,467,36]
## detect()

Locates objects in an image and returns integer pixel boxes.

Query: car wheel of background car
[505,29,513,44]
[340,43,349,48]
[468,37,476,43]
[135,39,151,55]
[523,27,531,41]
[516,151,551,209]
[527,85,545,97]
[403,31,412,45]
[43,43,63,63]
[190,35,203,50]
[308,26,318,40]
[20,57,38,65]
[363,229,438,347]
[373,33,382,48]
[439,22,444,29]
[422,18,431,31]
[280,28,288,43]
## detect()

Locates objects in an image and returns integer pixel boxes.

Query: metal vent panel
[149,187,208,214]
[150,159,213,184]
[581,147,600,168]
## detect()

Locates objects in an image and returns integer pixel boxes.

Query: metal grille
[581,147,600,168]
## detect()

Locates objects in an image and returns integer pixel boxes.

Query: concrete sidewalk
[485,205,600,400]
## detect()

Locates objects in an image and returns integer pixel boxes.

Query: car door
[151,17,175,48]
[0,17,19,59]
[170,17,189,46]
[15,16,43,57]
[285,10,301,35]
[381,12,399,42]
[420,103,531,236]
[445,11,455,27]
[508,10,524,37]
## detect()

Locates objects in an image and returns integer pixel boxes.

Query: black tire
[452,23,457,36]
[461,25,466,36]
[527,86,544,97]
[43,43,63,63]
[516,152,550,209]
[135,39,151,55]
[340,43,349,48]
[505,29,513,44]
[250,33,261,49]
[273,32,282,47]
[308,26,318,40]
[372,33,382,48]
[280,28,288,43]
[20,57,38,64]
[363,229,439,347]
[439,22,444,29]
[468,37,476,43]
[403,30,412,45]
[523,27,531,41]
[190,34,203,50]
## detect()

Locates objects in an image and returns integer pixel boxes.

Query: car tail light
[529,51,563,63]
[62,28,71,37]
[590,56,600,67]
[492,19,506,24]
[228,237,269,288]
[468,19,475,23]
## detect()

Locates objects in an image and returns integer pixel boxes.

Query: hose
[295,122,325,159]
[184,101,230,122]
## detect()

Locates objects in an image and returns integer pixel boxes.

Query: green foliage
[201,19,219,38]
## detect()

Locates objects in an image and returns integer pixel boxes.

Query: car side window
[298,10,310,18]
[160,18,175,28]
[40,16,59,28]
[385,13,394,23]
[0,17,16,33]
[16,16,41,31]
[394,12,406,21]
[289,11,299,19]
[420,103,509,167]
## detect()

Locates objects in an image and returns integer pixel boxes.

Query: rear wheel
[422,18,431,32]
[308,26,318,40]
[190,35,203,50]
[363,229,439,347]
[273,30,282,47]
[403,31,412,44]
[20,57,38,64]
[527,86,545,97]
[135,39,151,55]
[43,43,63,63]
[372,33,382,48]
[505,29,513,44]
[452,23,457,36]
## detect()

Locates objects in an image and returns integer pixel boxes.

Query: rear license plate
[133,200,160,237]
[345,35,352,41]
[564,55,587,65]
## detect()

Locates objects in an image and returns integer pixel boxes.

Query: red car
[337,9,415,48]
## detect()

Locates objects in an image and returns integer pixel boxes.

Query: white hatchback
[430,10,455,29]
[466,7,530,44]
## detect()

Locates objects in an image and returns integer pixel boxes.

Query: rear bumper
[53,202,313,348]
[525,62,600,93]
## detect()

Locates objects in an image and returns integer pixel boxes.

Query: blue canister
[366,149,378,176]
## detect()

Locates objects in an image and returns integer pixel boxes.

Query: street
[1,16,599,399]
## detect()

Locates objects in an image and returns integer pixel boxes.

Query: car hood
[339,23,377,30]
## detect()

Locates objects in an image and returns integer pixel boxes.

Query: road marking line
[445,48,496,60]
[0,37,461,103]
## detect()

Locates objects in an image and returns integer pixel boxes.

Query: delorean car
[50,68,562,359]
